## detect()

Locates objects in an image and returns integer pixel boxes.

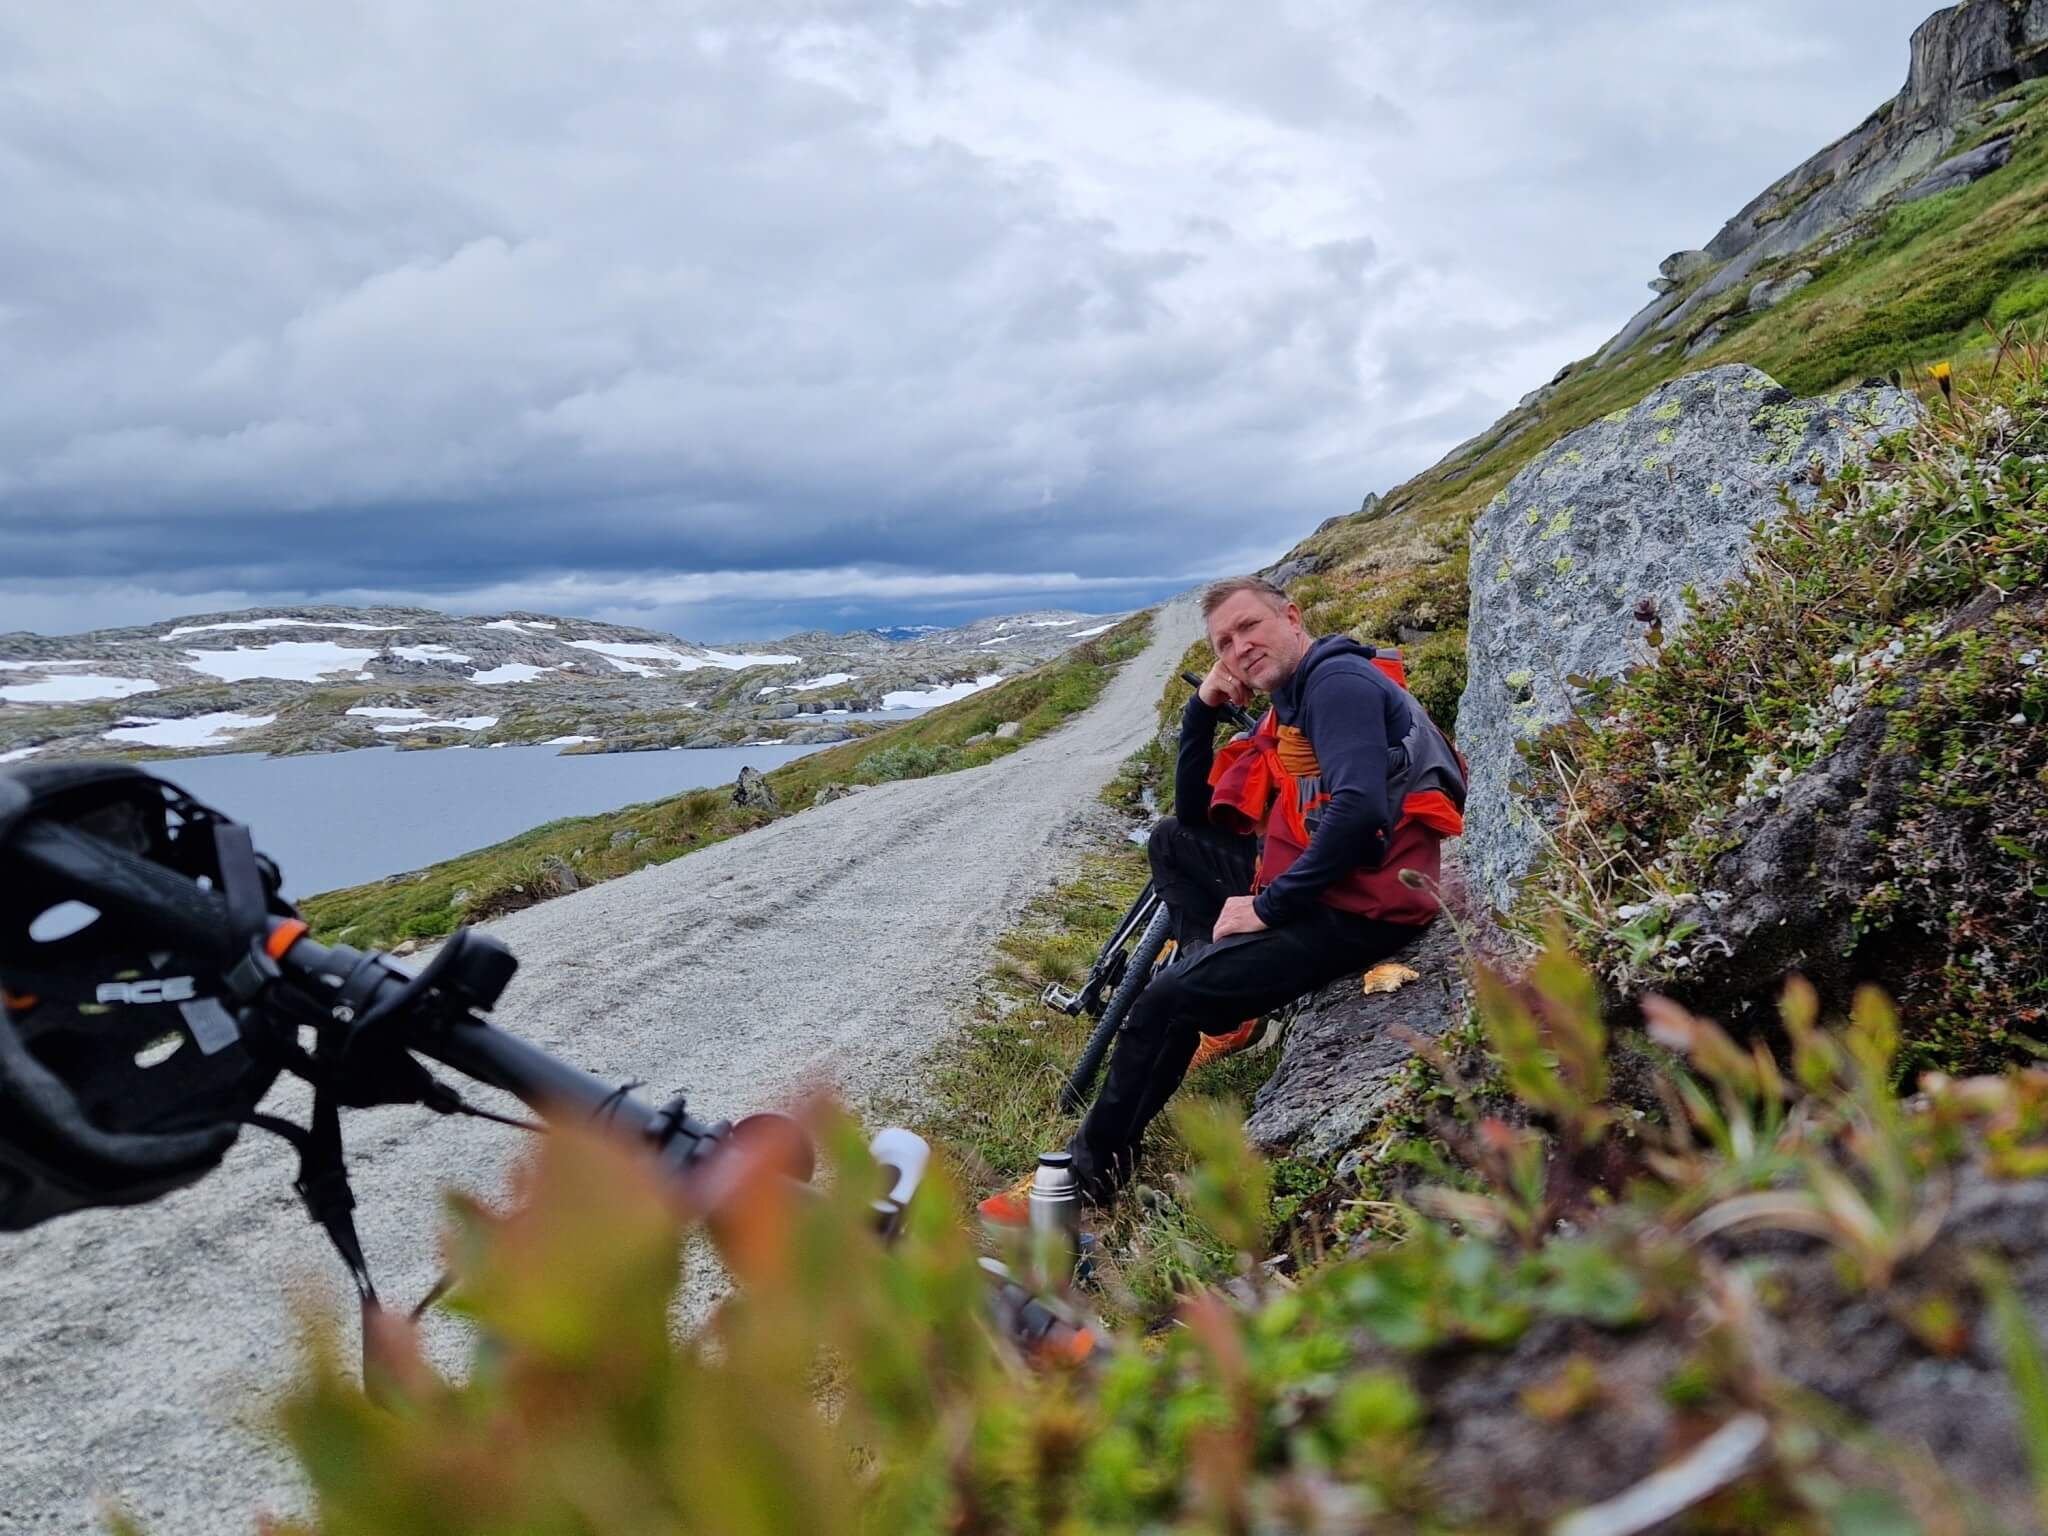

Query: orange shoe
[1189,1016,1265,1072]
[977,1168,1039,1228]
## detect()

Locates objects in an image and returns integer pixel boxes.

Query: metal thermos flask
[1027,1151,1082,1279]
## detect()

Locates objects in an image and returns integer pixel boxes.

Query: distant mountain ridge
[0,603,1125,762]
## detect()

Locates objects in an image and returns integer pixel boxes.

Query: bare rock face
[1659,248,1714,283]
[1898,127,2018,201]
[1650,2,2048,339]
[1245,921,1467,1157]
[1457,365,1918,912]
[1747,268,1815,310]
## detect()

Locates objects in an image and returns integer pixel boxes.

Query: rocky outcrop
[1245,920,1467,1157]
[1458,365,1918,911]
[0,603,1123,760]
[732,766,781,814]
[1264,556,1322,589]
[1748,268,1815,310]
[1605,1,2048,357]
[1655,589,2043,1039]
[1899,127,2018,200]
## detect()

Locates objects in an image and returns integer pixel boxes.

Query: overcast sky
[1,0,1941,640]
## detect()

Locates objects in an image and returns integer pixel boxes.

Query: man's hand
[1212,895,1267,942]
[1199,660,1252,710]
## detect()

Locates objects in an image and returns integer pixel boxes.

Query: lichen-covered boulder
[732,765,780,814]
[1458,365,1917,911]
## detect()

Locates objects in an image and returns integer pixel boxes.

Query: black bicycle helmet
[0,762,289,1227]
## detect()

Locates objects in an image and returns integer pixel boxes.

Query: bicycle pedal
[1040,983,1083,1015]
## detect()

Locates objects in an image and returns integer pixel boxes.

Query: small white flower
[2012,713,2029,726]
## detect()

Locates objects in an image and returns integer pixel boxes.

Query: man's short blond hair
[1200,574,1292,619]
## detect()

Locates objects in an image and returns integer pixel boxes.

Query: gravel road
[0,597,1199,1534]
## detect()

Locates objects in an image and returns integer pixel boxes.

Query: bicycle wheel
[1059,905,1174,1113]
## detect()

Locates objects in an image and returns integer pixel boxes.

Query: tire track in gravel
[0,597,1199,1535]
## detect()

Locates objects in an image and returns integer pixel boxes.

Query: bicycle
[1044,673,1262,1113]
[5,770,1102,1363]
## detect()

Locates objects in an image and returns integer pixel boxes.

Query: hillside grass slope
[1282,75,2048,749]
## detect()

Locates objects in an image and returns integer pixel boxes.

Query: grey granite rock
[732,765,781,814]
[1648,3,2047,344]
[1659,249,1714,283]
[1594,290,1682,364]
[1244,920,1467,1157]
[1747,268,1815,311]
[1457,365,1919,912]
[1264,555,1323,589]
[1898,130,2017,202]
[993,721,1021,740]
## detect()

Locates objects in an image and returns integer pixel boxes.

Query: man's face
[1207,591,1309,693]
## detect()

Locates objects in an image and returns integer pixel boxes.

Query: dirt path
[0,596,1199,1535]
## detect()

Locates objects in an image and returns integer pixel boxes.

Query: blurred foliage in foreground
[249,936,2048,1534]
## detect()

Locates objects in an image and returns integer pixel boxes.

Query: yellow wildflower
[1928,360,1953,400]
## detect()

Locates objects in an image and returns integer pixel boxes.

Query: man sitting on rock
[987,575,1466,1217]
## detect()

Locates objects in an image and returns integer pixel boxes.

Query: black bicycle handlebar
[9,787,1101,1360]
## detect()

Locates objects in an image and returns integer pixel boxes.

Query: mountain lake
[149,739,839,897]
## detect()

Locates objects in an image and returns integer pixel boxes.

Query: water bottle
[1027,1151,1082,1284]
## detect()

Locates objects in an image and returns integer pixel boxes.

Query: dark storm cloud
[0,0,1941,636]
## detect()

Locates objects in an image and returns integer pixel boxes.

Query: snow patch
[1070,623,1115,638]
[0,674,161,704]
[1025,620,1081,628]
[388,644,472,665]
[0,658,99,670]
[545,735,600,747]
[0,745,43,764]
[162,618,403,638]
[700,649,803,669]
[345,706,429,720]
[470,663,555,685]
[881,674,1004,710]
[104,712,276,748]
[565,640,708,675]
[480,619,558,633]
[372,715,498,735]
[181,641,383,682]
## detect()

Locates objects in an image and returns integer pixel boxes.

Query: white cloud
[2,1,1938,634]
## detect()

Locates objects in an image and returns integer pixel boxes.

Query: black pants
[1068,816,1423,1200]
